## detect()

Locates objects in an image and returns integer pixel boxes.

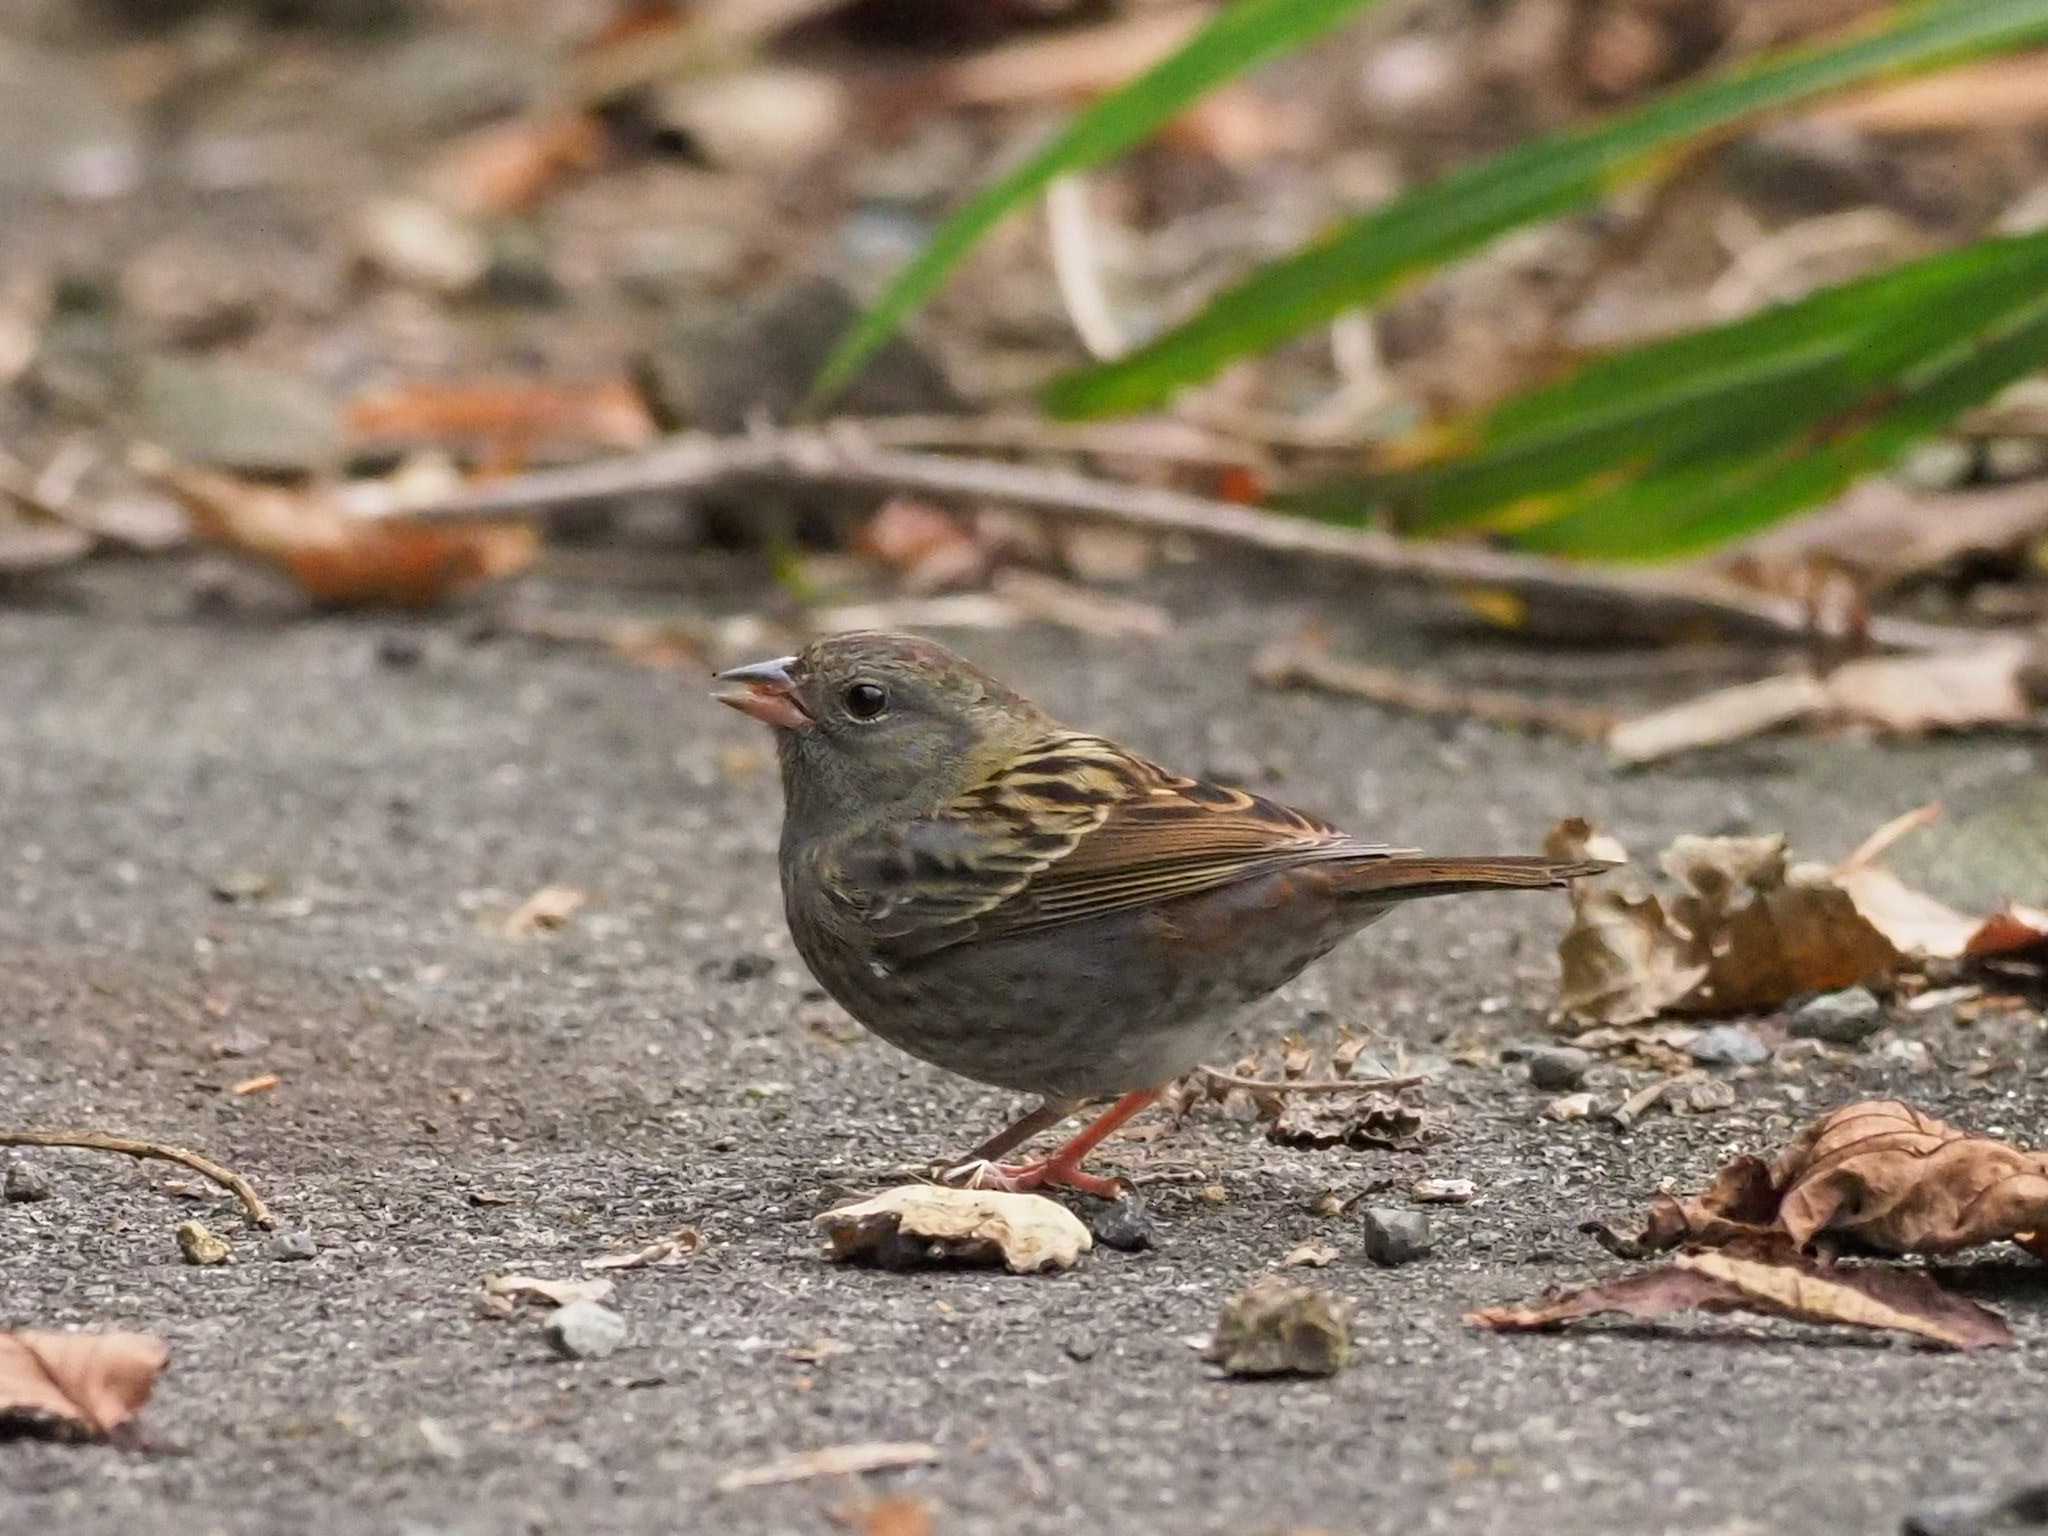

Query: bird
[715,631,1600,1199]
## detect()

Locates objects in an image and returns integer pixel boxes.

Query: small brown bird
[717,632,1597,1198]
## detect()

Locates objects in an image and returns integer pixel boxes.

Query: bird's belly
[790,893,1383,1099]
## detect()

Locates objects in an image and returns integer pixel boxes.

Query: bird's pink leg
[952,1091,1159,1199]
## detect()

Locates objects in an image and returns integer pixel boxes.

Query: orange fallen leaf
[146,457,537,609]
[0,1331,169,1439]
[856,498,987,591]
[421,112,607,218]
[831,1495,935,1536]
[229,1072,279,1096]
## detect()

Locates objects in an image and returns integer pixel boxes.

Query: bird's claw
[934,1156,1128,1201]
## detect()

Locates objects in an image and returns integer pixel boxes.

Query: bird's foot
[937,1156,1129,1201]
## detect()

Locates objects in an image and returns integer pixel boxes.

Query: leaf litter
[816,1186,1091,1274]
[1475,1100,2048,1352]
[1548,808,2047,1027]
[0,1331,169,1441]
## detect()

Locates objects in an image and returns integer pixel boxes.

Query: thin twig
[1198,1067,1429,1095]
[387,427,1972,653]
[1256,640,1618,741]
[0,1130,274,1229]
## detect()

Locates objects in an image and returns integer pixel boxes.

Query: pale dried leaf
[816,1186,1091,1274]
[583,1228,704,1271]
[0,1331,168,1439]
[482,1273,615,1310]
[1280,1239,1340,1268]
[1822,640,2039,734]
[715,1441,939,1492]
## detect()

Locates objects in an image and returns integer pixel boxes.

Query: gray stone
[1688,1024,1770,1068]
[1090,1195,1154,1253]
[136,355,341,476]
[1526,1046,1591,1091]
[1360,1207,1432,1267]
[3,1159,53,1202]
[1791,986,1885,1045]
[543,1300,627,1361]
[266,1230,317,1262]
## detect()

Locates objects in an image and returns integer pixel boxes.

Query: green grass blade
[1043,0,2048,418]
[806,0,1390,410]
[1515,287,2048,559]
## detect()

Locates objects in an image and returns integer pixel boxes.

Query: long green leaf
[1358,235,2048,537]
[1516,281,2048,559]
[1043,0,2048,418]
[806,0,1390,410]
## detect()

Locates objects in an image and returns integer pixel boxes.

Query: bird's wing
[826,732,1405,957]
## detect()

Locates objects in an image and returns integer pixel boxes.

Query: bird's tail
[1334,855,1607,904]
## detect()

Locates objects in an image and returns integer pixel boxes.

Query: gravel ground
[4,558,2046,1536]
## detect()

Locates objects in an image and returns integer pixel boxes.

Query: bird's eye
[843,681,889,720]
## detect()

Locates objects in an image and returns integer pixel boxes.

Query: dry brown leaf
[1469,1245,2011,1351]
[1547,819,1707,1025]
[817,1186,1091,1274]
[1281,1239,1340,1269]
[0,1331,168,1439]
[149,459,536,608]
[420,112,606,217]
[855,498,987,591]
[1642,1101,2048,1259]
[831,1495,935,1536]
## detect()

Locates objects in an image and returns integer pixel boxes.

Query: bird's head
[715,631,1050,834]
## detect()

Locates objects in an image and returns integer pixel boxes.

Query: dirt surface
[5,560,2047,1536]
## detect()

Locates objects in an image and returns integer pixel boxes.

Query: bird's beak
[714,656,811,731]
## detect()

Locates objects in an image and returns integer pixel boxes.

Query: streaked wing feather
[831,732,1406,957]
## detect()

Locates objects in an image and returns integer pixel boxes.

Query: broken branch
[0,1129,274,1229]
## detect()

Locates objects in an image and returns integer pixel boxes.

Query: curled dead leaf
[0,1331,168,1440]
[1641,1100,2048,1259]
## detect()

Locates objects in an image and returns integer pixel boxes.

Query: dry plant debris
[1204,1274,1351,1378]
[0,1332,169,1441]
[714,1440,941,1493]
[1475,1101,2048,1353]
[829,1494,935,1536]
[144,454,537,609]
[500,885,588,938]
[582,1227,705,1271]
[0,1129,273,1228]
[175,1220,232,1266]
[1549,810,2047,1026]
[816,1187,1091,1274]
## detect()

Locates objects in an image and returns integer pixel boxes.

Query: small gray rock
[3,1159,53,1203]
[1091,1195,1154,1253]
[1791,986,1885,1045]
[1526,1046,1591,1091]
[1688,1024,1770,1067]
[1360,1206,1432,1267]
[266,1230,317,1262]
[543,1300,627,1361]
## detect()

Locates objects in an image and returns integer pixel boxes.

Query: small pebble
[544,1300,628,1361]
[1360,1207,1433,1267]
[1526,1046,1591,1091]
[1091,1195,1154,1253]
[1061,1334,1098,1363]
[1688,1024,1770,1067]
[1790,986,1885,1045]
[176,1220,233,1266]
[266,1230,317,1262]
[4,1160,53,1203]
